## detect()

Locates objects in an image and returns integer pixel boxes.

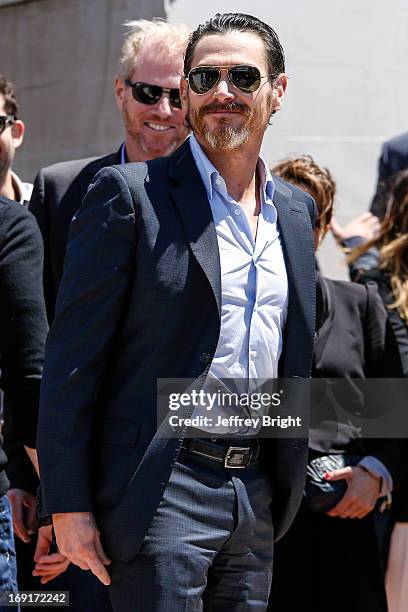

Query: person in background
[0,76,32,204]
[29,18,190,322]
[370,133,408,218]
[0,74,45,610]
[0,195,48,609]
[268,155,406,612]
[350,168,408,612]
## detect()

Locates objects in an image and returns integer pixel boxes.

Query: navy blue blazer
[37,140,316,562]
[29,149,122,321]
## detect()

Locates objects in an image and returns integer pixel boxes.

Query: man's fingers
[94,533,111,566]
[324,466,353,481]
[34,560,70,575]
[85,554,111,586]
[14,517,30,542]
[36,552,66,564]
[70,559,90,571]
[34,528,52,563]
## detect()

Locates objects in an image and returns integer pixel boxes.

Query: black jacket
[357,268,408,520]
[0,197,48,494]
[311,275,407,489]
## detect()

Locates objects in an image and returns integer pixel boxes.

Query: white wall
[167,0,408,277]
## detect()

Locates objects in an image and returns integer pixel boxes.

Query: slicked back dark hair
[0,75,18,118]
[183,13,285,81]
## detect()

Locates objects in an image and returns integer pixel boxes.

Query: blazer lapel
[168,142,222,317]
[273,180,316,375]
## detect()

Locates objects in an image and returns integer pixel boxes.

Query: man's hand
[330,212,381,243]
[52,512,111,585]
[325,466,381,519]
[7,488,37,543]
[33,525,71,584]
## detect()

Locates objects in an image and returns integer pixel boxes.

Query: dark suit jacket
[311,275,406,486]
[370,132,408,217]
[29,148,121,321]
[37,140,317,562]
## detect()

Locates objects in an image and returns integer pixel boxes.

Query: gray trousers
[108,447,274,611]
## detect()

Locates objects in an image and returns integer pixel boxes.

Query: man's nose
[154,94,173,118]
[211,77,235,103]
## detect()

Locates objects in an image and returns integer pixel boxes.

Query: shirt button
[234,209,241,216]
[200,352,211,364]
[250,351,257,360]
[215,177,222,185]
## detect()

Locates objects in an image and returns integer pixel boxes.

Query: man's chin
[140,137,183,159]
[200,127,250,151]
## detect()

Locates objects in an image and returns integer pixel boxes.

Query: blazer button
[200,352,211,364]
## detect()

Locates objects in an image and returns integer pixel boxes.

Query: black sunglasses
[187,65,273,95]
[125,79,182,109]
[0,115,15,135]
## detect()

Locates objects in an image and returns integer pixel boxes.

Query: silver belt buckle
[224,446,252,469]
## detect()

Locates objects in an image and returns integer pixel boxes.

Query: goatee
[187,98,271,151]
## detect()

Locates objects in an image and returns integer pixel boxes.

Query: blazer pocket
[100,418,141,447]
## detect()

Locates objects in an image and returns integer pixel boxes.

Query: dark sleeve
[361,281,408,487]
[342,236,380,281]
[29,170,55,323]
[37,166,137,515]
[3,436,39,494]
[0,204,49,448]
[370,143,390,218]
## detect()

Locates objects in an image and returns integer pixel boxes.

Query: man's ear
[180,76,189,111]
[11,120,25,149]
[271,73,288,113]
[114,76,126,111]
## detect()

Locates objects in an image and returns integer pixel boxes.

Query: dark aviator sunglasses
[125,79,182,109]
[0,115,15,135]
[187,65,274,95]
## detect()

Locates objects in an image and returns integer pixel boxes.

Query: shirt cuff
[358,456,393,496]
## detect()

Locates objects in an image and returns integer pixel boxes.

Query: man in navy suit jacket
[37,13,316,611]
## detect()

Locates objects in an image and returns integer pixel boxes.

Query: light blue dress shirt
[189,134,288,433]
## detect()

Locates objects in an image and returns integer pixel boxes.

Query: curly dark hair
[0,75,18,118]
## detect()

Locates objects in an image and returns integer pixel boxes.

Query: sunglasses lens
[189,68,220,94]
[230,66,261,92]
[133,83,162,105]
[170,89,182,109]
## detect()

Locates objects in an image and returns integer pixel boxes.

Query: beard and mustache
[186,95,273,151]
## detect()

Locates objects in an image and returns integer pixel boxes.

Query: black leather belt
[181,438,260,469]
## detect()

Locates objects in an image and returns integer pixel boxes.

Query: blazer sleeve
[37,166,137,515]
[29,170,56,323]
[0,204,48,448]
[361,282,408,488]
